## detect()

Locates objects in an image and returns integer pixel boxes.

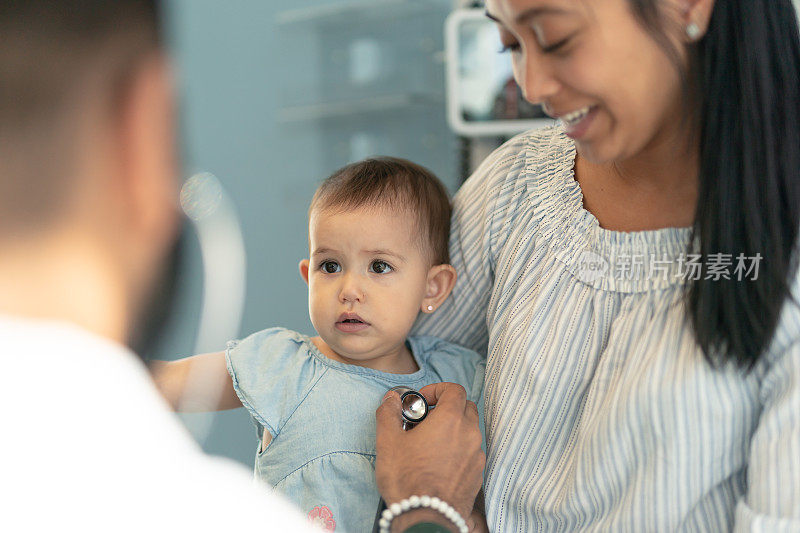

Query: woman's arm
[733,338,800,530]
[149,352,242,411]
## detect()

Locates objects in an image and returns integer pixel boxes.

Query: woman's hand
[375,382,486,527]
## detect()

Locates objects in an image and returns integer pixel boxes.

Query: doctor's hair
[629,0,800,369]
[309,157,452,265]
[0,0,161,238]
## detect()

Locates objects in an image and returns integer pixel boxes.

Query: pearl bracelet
[378,495,468,533]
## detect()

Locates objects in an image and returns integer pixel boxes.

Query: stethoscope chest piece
[389,386,429,430]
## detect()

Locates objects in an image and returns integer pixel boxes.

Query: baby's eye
[320,261,341,274]
[370,260,393,274]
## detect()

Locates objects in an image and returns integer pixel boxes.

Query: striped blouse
[412,125,800,532]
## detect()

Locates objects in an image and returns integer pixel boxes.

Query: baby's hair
[309,157,451,265]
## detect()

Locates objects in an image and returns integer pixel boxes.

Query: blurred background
[154,0,800,467]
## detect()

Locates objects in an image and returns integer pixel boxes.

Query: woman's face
[486,0,690,164]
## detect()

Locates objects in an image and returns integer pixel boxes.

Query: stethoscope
[371,386,430,532]
[392,386,430,429]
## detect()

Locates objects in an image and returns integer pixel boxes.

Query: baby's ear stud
[426,305,434,312]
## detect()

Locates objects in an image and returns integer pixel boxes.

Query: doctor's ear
[299,259,310,284]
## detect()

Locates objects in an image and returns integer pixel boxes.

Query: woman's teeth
[562,106,593,126]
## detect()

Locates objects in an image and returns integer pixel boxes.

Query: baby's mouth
[336,313,370,332]
[337,312,369,324]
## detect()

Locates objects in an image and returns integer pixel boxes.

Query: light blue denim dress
[225,327,485,533]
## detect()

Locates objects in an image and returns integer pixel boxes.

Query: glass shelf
[276,0,450,110]
[277,93,444,123]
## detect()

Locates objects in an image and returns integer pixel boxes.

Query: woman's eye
[497,28,521,54]
[320,261,340,274]
[498,40,521,54]
[499,38,567,55]
[370,260,393,274]
[541,37,571,54]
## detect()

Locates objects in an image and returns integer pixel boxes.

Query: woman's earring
[686,22,701,41]
[426,305,434,312]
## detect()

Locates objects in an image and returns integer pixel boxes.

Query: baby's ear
[421,264,457,313]
[299,259,310,285]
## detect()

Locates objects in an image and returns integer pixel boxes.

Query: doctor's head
[0,1,179,347]
[298,158,457,362]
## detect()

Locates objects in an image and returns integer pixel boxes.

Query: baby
[153,157,485,533]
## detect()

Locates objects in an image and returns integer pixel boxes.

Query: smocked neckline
[527,125,694,293]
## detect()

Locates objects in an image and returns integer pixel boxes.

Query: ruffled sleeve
[225,327,326,438]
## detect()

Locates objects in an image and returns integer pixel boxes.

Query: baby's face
[301,205,431,362]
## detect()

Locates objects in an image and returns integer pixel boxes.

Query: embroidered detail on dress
[307,506,336,531]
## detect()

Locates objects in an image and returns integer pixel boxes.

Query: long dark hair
[629,0,800,369]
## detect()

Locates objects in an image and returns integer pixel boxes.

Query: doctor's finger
[375,390,404,437]
[418,382,467,412]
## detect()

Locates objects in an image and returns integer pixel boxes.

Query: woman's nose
[338,273,364,303]
[515,52,561,105]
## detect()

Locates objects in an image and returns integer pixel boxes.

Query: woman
[377,0,800,531]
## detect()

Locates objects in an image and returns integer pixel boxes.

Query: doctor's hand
[375,382,485,530]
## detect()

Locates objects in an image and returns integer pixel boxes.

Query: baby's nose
[338,273,364,303]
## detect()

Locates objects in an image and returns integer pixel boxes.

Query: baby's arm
[149,352,242,412]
